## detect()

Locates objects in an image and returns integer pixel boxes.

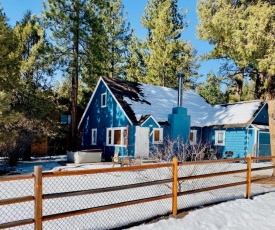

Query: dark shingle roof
[102,76,150,124]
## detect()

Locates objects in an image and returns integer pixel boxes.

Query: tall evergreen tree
[0,6,21,145]
[197,0,275,169]
[141,0,198,88]
[1,8,59,163]
[97,0,130,79]
[125,30,147,82]
[43,0,104,150]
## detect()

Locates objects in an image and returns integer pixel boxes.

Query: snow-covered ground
[1,157,275,229]
[130,192,275,230]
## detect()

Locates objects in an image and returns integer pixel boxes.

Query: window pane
[190,132,194,142]
[108,130,112,145]
[61,115,71,124]
[68,115,71,124]
[114,130,121,145]
[101,93,106,107]
[92,130,97,144]
[218,133,223,143]
[154,130,160,142]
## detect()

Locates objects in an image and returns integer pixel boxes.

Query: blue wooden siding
[80,80,132,160]
[252,103,268,124]
[223,128,247,158]
[127,126,136,156]
[202,127,248,158]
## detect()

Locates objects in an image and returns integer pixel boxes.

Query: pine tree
[197,73,224,105]
[43,0,105,150]
[125,30,147,82]
[1,8,59,163]
[197,0,275,170]
[0,6,21,144]
[97,0,130,79]
[141,0,198,88]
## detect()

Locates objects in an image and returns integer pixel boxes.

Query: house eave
[203,123,249,129]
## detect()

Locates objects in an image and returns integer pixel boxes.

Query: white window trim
[215,130,226,146]
[153,128,163,144]
[101,93,107,108]
[106,127,127,146]
[91,128,97,145]
[190,130,197,145]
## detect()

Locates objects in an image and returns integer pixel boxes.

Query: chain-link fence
[0,175,34,230]
[177,159,248,211]
[1,156,275,230]
[1,164,174,230]
[251,157,275,196]
[42,166,173,230]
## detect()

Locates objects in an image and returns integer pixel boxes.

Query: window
[60,115,71,124]
[106,127,127,146]
[215,130,226,146]
[190,130,197,145]
[101,93,107,107]
[114,129,121,145]
[107,129,112,145]
[153,128,163,144]
[91,129,97,145]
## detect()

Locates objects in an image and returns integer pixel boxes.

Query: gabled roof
[80,76,266,128]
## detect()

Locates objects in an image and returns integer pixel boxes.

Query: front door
[135,127,149,158]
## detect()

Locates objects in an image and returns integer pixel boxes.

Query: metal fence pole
[172,157,178,215]
[34,166,43,230]
[246,154,252,199]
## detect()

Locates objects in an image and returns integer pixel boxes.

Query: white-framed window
[190,130,197,145]
[106,127,127,146]
[153,128,163,144]
[101,93,107,107]
[91,128,97,145]
[215,130,226,146]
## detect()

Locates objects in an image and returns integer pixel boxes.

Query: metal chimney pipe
[177,73,184,107]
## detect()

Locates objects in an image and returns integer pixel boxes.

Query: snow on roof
[123,83,262,127]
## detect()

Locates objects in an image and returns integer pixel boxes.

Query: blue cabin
[78,76,270,161]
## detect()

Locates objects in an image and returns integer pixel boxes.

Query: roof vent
[177,73,185,107]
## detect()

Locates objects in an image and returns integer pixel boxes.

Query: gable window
[101,93,107,107]
[190,130,197,145]
[153,128,163,144]
[215,130,226,146]
[91,128,97,145]
[106,127,127,146]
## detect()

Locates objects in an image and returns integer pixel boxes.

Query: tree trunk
[70,2,80,151]
[255,73,265,99]
[267,74,275,175]
[235,69,244,100]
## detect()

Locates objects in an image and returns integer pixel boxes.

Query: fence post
[246,154,252,199]
[172,157,178,215]
[34,166,43,230]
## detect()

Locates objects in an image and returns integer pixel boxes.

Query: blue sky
[0,0,220,82]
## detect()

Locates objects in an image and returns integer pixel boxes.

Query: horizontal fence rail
[1,155,275,229]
